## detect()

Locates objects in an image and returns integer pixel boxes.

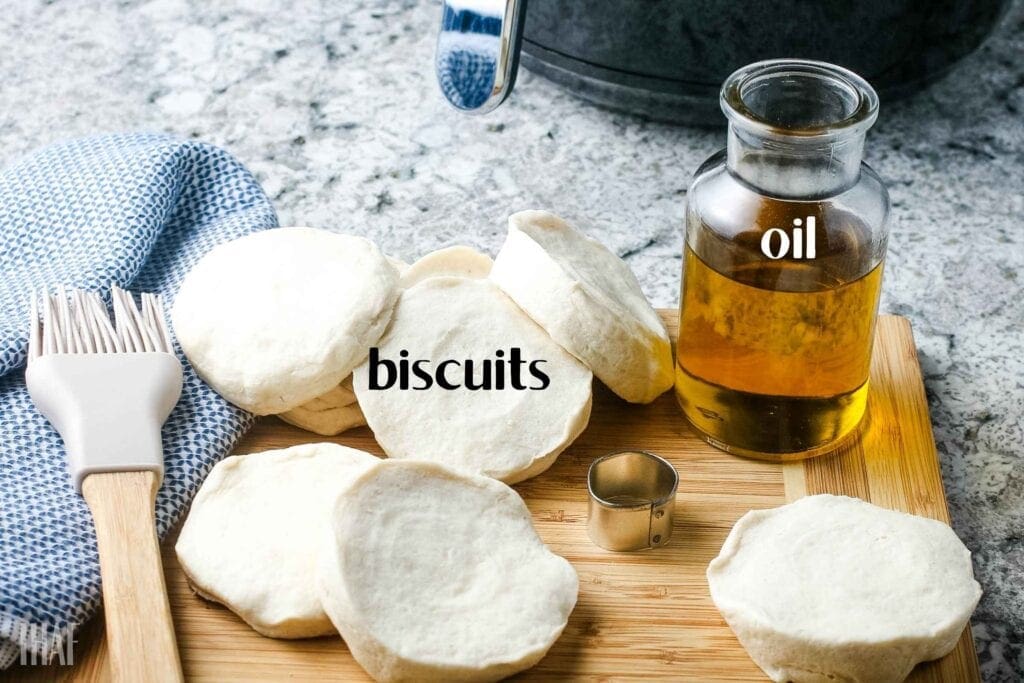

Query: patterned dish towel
[0,133,277,667]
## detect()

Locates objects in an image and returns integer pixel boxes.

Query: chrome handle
[435,0,527,114]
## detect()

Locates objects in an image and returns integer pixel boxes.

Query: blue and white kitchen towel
[0,133,277,667]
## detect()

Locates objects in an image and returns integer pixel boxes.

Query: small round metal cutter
[587,450,678,551]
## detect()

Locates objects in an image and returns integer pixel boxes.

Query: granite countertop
[2,0,1021,679]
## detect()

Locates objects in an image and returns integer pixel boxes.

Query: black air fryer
[434,0,1009,123]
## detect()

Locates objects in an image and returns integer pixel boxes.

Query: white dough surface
[400,245,492,287]
[354,277,592,483]
[278,375,365,435]
[175,443,379,638]
[707,494,982,683]
[317,460,578,682]
[490,210,673,404]
[171,227,399,414]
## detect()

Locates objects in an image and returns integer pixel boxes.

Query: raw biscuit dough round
[176,443,379,638]
[279,247,487,434]
[171,227,399,414]
[354,277,593,483]
[317,460,578,682]
[707,494,982,683]
[489,210,673,404]
[400,245,492,288]
[278,375,366,436]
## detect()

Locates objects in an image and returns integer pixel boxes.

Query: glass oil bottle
[676,59,890,460]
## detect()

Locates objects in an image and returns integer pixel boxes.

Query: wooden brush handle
[82,471,183,682]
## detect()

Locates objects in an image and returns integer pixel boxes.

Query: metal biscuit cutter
[587,450,678,551]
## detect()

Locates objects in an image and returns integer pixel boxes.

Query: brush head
[28,285,174,361]
[26,286,183,492]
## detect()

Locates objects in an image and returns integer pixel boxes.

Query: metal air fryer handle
[435,0,528,113]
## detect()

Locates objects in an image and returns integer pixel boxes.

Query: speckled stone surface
[1,0,1022,679]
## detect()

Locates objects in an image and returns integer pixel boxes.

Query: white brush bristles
[28,285,173,363]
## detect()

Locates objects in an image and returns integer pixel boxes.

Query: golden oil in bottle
[676,220,883,458]
[675,60,890,460]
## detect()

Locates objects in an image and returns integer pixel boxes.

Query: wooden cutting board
[21,314,979,682]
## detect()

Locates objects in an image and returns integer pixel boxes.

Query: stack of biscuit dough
[172,213,674,482]
[177,445,578,682]
[171,213,672,681]
[278,245,496,436]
